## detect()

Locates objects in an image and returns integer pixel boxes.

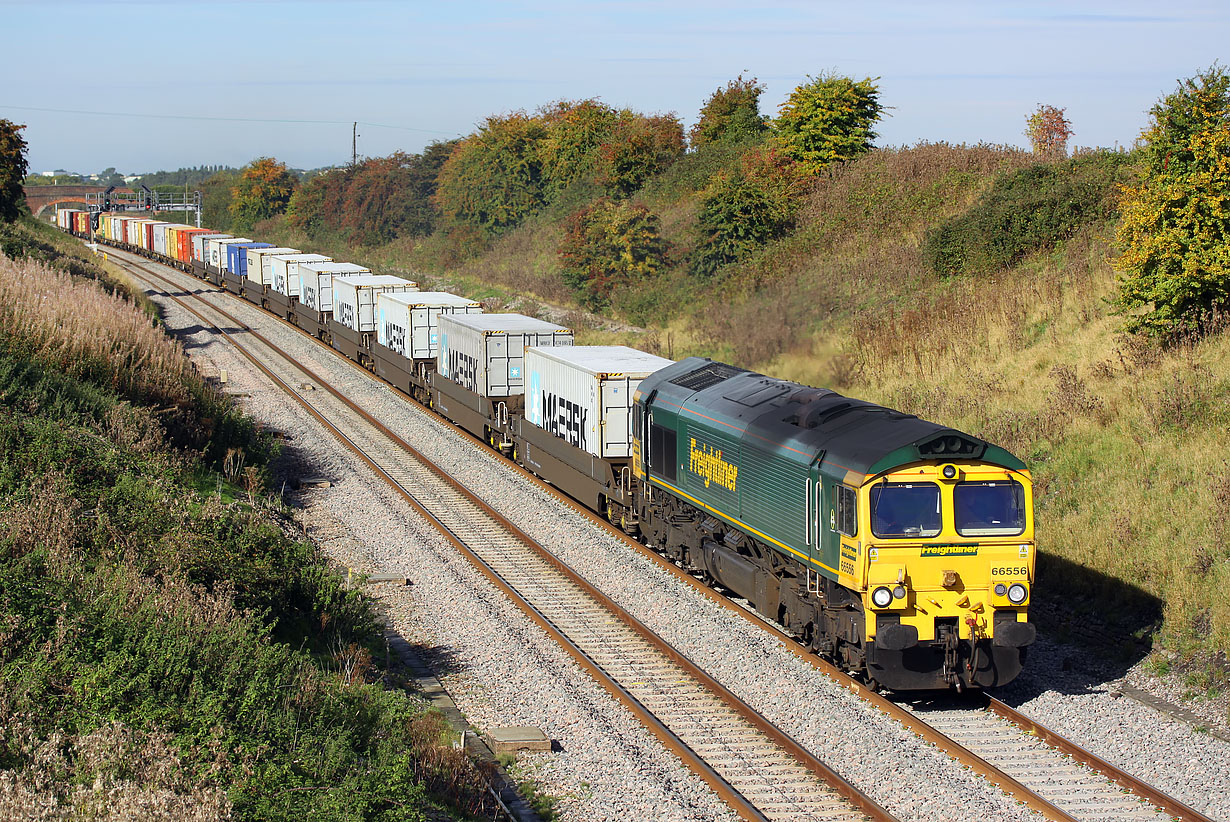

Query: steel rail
[114,250,894,822]
[982,694,1212,822]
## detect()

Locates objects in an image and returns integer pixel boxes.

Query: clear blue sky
[4,0,1227,175]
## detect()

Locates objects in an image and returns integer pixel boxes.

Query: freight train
[57,209,1037,692]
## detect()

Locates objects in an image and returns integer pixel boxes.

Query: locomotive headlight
[942,464,957,479]
[871,586,894,608]
[1007,583,1029,604]
[994,583,1007,596]
[893,585,907,600]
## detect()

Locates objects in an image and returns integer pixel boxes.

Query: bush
[434,113,548,235]
[690,147,808,277]
[595,112,686,199]
[922,150,1132,277]
[290,144,455,246]
[538,99,619,201]
[1115,66,1230,339]
[772,74,883,174]
[690,75,768,148]
[559,199,668,310]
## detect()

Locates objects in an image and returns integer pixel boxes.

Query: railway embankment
[0,219,500,821]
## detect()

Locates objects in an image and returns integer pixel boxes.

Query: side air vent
[670,362,745,391]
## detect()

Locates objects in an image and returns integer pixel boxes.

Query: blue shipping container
[227,242,273,276]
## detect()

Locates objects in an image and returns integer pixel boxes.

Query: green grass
[0,221,496,820]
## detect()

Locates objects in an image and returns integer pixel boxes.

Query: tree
[558,199,668,310]
[772,74,883,174]
[690,75,768,148]
[0,120,30,222]
[433,113,547,235]
[1025,104,1073,159]
[1114,66,1230,338]
[228,157,298,231]
[595,112,685,199]
[691,147,808,277]
[201,169,239,232]
[538,99,618,200]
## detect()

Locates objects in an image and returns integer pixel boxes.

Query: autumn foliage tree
[595,112,686,199]
[690,75,768,148]
[558,199,668,310]
[1025,104,1074,159]
[691,147,809,276]
[289,142,455,244]
[772,74,883,174]
[538,100,619,200]
[434,113,548,235]
[228,157,298,232]
[1115,66,1230,338]
[0,119,29,223]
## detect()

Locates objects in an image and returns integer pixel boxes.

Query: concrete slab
[486,726,552,755]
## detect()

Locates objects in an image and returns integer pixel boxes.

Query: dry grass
[0,717,231,821]
[0,252,199,413]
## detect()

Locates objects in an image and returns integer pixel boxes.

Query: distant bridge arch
[22,184,134,217]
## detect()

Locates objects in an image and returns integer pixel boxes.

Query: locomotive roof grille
[670,362,745,391]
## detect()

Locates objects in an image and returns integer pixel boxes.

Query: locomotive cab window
[836,485,857,537]
[871,482,941,538]
[955,480,1026,536]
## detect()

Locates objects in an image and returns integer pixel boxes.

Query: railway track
[103,244,1215,822]
[112,250,891,822]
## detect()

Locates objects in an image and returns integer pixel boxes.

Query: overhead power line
[0,104,456,136]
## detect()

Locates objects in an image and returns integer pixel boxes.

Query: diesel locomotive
[633,359,1035,691]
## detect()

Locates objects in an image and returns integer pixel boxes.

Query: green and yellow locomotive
[632,358,1036,691]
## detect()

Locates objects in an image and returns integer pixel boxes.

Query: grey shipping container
[332,275,418,333]
[525,346,674,459]
[270,253,332,297]
[298,262,372,312]
[376,292,482,360]
[191,233,231,263]
[245,247,298,284]
[437,313,573,398]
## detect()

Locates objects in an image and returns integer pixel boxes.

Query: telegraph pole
[352,122,358,166]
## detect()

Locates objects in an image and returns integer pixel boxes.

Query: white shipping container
[139,221,168,251]
[191,233,231,262]
[525,346,674,459]
[270,253,332,296]
[152,224,170,256]
[376,292,482,360]
[152,223,188,256]
[298,262,372,312]
[210,237,253,270]
[332,275,418,333]
[437,313,573,398]
[244,247,298,283]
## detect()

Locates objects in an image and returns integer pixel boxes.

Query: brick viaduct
[22,184,135,217]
